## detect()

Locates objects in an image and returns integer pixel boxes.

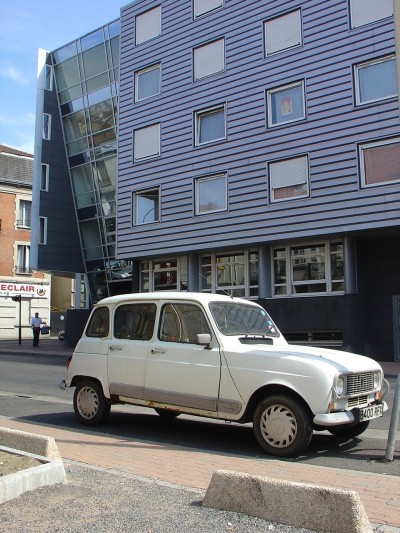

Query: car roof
[94,291,258,308]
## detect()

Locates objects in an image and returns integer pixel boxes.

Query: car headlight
[374,371,381,389]
[336,376,345,396]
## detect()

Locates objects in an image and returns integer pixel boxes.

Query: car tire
[328,420,370,438]
[253,395,313,457]
[73,379,110,426]
[154,408,180,419]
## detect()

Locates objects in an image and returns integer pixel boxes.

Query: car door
[107,302,157,400]
[144,301,221,414]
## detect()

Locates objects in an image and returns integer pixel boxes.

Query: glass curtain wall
[51,20,130,302]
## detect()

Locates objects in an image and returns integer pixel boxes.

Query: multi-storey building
[33,0,400,361]
[0,145,50,339]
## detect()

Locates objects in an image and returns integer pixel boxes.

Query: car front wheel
[253,395,313,457]
[73,379,110,426]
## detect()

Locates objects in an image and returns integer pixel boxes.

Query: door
[107,302,157,399]
[393,296,400,362]
[144,301,221,413]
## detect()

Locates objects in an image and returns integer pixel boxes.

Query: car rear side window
[159,303,211,343]
[114,303,157,340]
[86,307,110,337]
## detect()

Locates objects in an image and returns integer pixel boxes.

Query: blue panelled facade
[34,0,400,361]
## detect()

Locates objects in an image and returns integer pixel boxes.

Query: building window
[133,123,160,161]
[135,63,161,101]
[140,258,178,292]
[350,0,393,29]
[134,188,160,225]
[267,82,305,127]
[264,10,302,56]
[17,200,32,228]
[41,164,49,191]
[355,56,397,105]
[194,0,223,18]
[359,138,400,187]
[195,174,227,215]
[15,244,31,275]
[273,241,344,297]
[195,104,226,145]
[42,113,51,140]
[44,64,53,91]
[39,217,47,244]
[268,155,309,202]
[194,39,225,81]
[200,250,258,298]
[136,5,161,45]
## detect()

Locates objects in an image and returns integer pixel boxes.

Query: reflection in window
[86,307,109,337]
[63,110,87,142]
[273,241,344,296]
[195,174,227,214]
[82,43,108,79]
[355,56,397,105]
[267,82,305,127]
[135,63,161,101]
[195,105,226,145]
[114,303,156,340]
[160,303,210,343]
[54,56,80,91]
[134,188,160,224]
[140,259,178,292]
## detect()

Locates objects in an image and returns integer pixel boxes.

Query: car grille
[347,395,368,408]
[345,373,375,396]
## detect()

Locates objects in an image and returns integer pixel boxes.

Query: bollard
[385,372,400,461]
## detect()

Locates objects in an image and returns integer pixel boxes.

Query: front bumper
[313,400,387,427]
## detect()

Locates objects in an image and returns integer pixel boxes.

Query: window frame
[15,243,31,275]
[133,123,161,162]
[135,5,162,45]
[41,163,49,191]
[195,173,228,215]
[133,187,160,225]
[359,137,400,188]
[39,217,47,245]
[264,9,302,57]
[194,0,223,19]
[349,0,393,29]
[42,113,51,140]
[195,104,226,146]
[135,63,161,102]
[272,240,344,297]
[267,81,306,128]
[193,38,225,81]
[268,155,310,203]
[354,55,397,106]
[140,258,180,292]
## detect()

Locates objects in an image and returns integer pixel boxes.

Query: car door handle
[109,345,122,351]
[151,348,165,354]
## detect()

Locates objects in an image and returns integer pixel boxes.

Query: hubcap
[77,386,99,419]
[260,404,297,448]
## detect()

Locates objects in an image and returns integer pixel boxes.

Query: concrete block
[0,427,61,459]
[203,469,372,533]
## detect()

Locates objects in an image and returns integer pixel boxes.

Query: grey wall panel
[116,0,399,259]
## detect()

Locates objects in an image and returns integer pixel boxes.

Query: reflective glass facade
[50,20,131,301]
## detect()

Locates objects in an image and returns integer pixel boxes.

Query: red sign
[0,283,48,298]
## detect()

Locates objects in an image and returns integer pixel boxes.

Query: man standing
[31,312,42,347]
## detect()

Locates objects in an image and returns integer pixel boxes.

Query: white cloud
[0,65,30,85]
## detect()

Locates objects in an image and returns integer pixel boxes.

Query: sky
[0,0,129,154]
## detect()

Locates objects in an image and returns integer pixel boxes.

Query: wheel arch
[70,375,111,401]
[240,384,313,423]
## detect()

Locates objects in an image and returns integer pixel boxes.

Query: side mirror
[196,333,211,347]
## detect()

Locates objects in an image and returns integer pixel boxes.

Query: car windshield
[209,301,280,337]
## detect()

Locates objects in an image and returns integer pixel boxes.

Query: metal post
[18,296,21,345]
[385,372,400,461]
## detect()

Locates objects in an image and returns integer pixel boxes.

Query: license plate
[359,404,383,422]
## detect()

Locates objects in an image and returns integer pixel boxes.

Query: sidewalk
[1,338,399,530]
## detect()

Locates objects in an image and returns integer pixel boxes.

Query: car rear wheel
[73,379,110,426]
[253,395,313,457]
[328,420,370,438]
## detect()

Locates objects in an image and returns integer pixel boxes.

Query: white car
[60,292,388,457]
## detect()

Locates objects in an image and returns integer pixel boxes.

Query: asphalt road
[0,352,398,476]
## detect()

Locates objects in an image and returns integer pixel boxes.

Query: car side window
[159,303,211,343]
[86,307,110,337]
[114,303,156,340]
